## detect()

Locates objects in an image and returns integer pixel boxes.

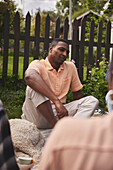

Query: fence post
[23,12,31,78]
[63,17,69,40]
[13,11,20,76]
[44,14,50,58]
[3,10,10,81]
[71,18,79,68]
[34,12,40,60]
[79,17,86,82]
[105,20,111,61]
[96,20,103,67]
[87,19,95,79]
[55,17,60,38]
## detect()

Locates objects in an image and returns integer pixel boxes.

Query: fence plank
[105,20,111,61]
[71,18,79,68]
[87,19,95,79]
[44,14,50,57]
[13,11,20,75]
[63,17,69,40]
[3,10,10,79]
[55,17,60,38]
[79,17,86,81]
[23,12,31,78]
[34,12,40,59]
[96,20,103,67]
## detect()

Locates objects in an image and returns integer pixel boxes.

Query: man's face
[49,41,69,66]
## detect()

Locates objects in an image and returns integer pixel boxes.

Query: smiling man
[21,38,98,129]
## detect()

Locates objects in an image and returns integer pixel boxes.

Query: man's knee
[85,96,99,106]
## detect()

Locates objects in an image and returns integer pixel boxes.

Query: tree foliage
[56,0,81,18]
[103,0,113,18]
[0,0,24,35]
[0,0,17,33]
[56,0,113,19]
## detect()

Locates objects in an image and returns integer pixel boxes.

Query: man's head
[50,38,69,47]
[48,38,69,70]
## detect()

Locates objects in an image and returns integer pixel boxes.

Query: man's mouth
[59,55,66,62]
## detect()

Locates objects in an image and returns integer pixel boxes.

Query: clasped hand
[54,99,68,119]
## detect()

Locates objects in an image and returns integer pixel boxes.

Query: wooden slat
[63,17,69,40]
[3,10,10,79]
[44,14,50,58]
[55,17,60,38]
[71,18,79,68]
[105,20,111,61]
[96,20,103,67]
[13,11,20,75]
[87,19,95,79]
[23,12,31,78]
[79,17,86,82]
[34,12,40,59]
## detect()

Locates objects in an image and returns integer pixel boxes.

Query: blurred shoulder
[64,61,77,72]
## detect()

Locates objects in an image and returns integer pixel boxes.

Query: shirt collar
[45,57,64,72]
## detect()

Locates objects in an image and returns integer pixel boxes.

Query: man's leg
[22,86,57,129]
[64,96,99,118]
[37,100,57,127]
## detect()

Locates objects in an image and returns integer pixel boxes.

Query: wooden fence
[0,10,113,82]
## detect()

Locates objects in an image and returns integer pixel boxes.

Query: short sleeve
[27,60,44,75]
[70,62,83,92]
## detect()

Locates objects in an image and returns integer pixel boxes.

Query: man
[105,55,113,112]
[22,38,98,129]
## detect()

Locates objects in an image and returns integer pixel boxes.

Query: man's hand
[54,99,68,119]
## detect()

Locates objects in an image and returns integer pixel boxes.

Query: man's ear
[49,47,53,53]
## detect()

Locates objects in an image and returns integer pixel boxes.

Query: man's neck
[48,57,60,71]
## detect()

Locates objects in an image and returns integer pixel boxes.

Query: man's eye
[60,48,64,52]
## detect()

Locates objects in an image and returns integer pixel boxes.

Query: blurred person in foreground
[22,38,98,129]
[0,100,34,170]
[39,57,113,170]
[106,55,113,112]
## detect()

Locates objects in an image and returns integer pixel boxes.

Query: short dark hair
[51,38,69,47]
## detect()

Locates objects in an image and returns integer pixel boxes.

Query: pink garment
[27,58,82,104]
[39,113,113,170]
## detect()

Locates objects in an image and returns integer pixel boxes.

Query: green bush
[0,75,26,118]
[82,58,108,110]
[67,58,109,111]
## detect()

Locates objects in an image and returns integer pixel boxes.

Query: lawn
[0,55,34,79]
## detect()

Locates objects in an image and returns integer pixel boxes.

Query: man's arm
[25,69,68,118]
[25,69,58,103]
[72,90,83,100]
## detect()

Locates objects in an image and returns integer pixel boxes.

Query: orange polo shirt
[27,58,83,104]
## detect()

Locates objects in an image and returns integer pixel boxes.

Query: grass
[0,55,34,79]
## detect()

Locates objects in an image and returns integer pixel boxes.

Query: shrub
[67,58,109,110]
[0,75,26,118]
